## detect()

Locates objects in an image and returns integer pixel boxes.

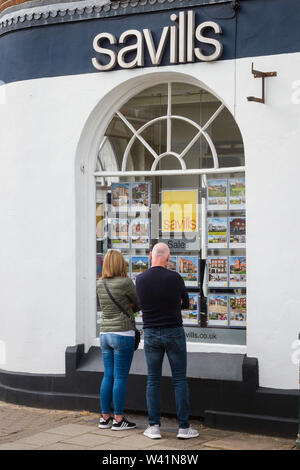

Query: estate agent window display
[95,82,246,344]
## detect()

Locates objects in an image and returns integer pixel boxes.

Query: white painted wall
[0,54,299,388]
[236,53,300,389]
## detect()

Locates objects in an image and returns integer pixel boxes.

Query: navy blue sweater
[135,266,190,329]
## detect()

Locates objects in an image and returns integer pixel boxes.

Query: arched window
[96,82,244,177]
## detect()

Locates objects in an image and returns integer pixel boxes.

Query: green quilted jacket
[96,276,140,332]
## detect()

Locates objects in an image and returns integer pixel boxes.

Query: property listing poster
[161,189,198,233]
[130,218,150,249]
[207,217,228,249]
[131,182,151,212]
[178,256,199,287]
[111,219,130,249]
[229,295,247,327]
[131,256,150,282]
[182,293,199,325]
[229,177,246,210]
[96,254,103,279]
[123,255,131,276]
[111,183,130,212]
[229,217,246,248]
[229,256,246,287]
[207,256,228,288]
[96,203,104,239]
[207,294,228,327]
[207,179,227,211]
[167,256,178,272]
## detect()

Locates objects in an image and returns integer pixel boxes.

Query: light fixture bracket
[247,63,277,104]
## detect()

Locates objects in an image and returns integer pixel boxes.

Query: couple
[96,242,199,440]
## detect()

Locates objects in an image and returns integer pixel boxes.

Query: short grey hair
[152,242,170,260]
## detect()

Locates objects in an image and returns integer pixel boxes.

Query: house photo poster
[207,294,229,327]
[131,256,150,282]
[229,177,246,210]
[111,183,130,212]
[182,293,199,325]
[167,256,178,272]
[96,203,104,239]
[229,217,246,249]
[207,256,228,288]
[110,219,130,249]
[96,254,103,279]
[130,218,150,249]
[131,182,151,212]
[178,255,199,287]
[123,254,131,276]
[229,295,247,328]
[207,217,228,249]
[207,178,228,211]
[229,256,246,288]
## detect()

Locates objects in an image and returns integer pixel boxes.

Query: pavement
[0,400,297,451]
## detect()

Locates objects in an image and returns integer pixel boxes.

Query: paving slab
[46,424,96,437]
[37,443,92,450]
[115,433,168,450]
[0,442,38,450]
[156,436,210,450]
[61,432,114,448]
[141,444,183,451]
[92,443,143,450]
[91,427,142,438]
[0,402,83,444]
[203,433,295,451]
[15,432,68,447]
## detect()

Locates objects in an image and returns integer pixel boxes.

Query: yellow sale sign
[162,189,198,233]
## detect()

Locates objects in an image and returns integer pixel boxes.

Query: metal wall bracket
[247,63,277,104]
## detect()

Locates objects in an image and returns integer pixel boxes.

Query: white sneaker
[143,424,162,439]
[177,427,199,439]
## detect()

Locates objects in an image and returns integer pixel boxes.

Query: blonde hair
[102,250,128,279]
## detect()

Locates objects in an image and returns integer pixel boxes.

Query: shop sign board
[184,327,246,345]
[160,237,200,252]
[161,189,198,233]
[92,10,223,71]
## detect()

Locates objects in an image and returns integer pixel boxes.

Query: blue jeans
[99,334,135,415]
[144,327,190,429]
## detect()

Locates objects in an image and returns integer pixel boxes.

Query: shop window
[95,82,246,346]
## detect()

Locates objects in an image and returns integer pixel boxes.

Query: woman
[97,249,140,430]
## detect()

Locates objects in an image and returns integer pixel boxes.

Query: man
[135,242,199,440]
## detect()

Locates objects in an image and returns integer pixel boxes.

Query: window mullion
[167,82,172,153]
[117,111,159,164]
[202,103,225,131]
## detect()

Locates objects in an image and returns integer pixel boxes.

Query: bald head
[151,242,170,267]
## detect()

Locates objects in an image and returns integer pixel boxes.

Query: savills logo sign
[92,10,223,71]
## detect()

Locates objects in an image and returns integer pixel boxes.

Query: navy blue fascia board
[0,0,300,84]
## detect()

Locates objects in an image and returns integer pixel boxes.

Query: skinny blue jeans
[99,334,135,415]
[144,327,190,429]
